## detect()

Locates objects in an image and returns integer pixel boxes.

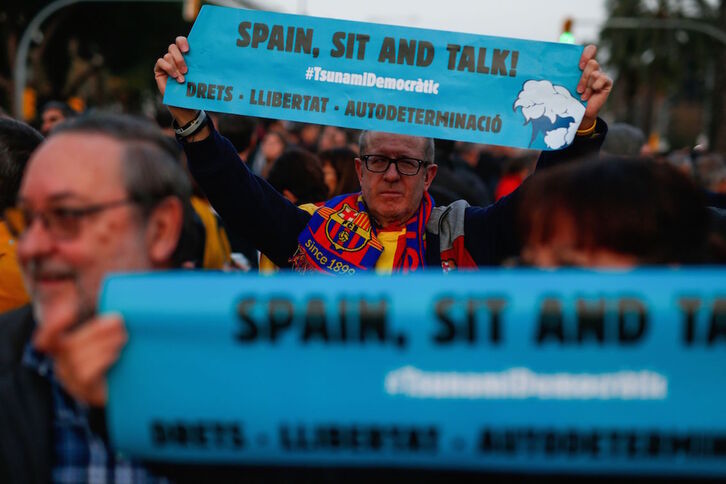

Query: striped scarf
[291,192,433,274]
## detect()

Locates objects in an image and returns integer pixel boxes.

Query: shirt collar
[21,340,53,378]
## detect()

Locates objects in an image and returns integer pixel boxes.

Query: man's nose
[382,161,401,181]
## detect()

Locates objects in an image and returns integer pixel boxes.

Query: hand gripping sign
[102,269,726,477]
[163,6,588,150]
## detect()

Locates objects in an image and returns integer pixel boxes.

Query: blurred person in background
[517,157,711,267]
[452,141,480,169]
[154,110,232,269]
[0,119,43,314]
[695,153,726,192]
[473,144,519,195]
[260,149,330,272]
[0,113,189,483]
[188,191,232,269]
[319,147,360,197]
[153,106,175,137]
[709,205,726,262]
[216,113,259,162]
[39,101,77,136]
[266,149,329,205]
[250,129,287,178]
[601,122,646,157]
[289,122,321,153]
[494,155,536,201]
[317,125,348,152]
[429,141,492,206]
[694,152,726,209]
[658,150,726,210]
[344,128,362,155]
[665,149,694,178]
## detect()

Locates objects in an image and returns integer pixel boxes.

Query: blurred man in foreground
[0,113,188,483]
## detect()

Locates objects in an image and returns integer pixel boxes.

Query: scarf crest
[291,192,433,274]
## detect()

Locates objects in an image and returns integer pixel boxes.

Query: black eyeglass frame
[360,154,431,176]
[4,198,139,241]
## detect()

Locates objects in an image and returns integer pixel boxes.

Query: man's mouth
[33,270,75,287]
[380,191,403,197]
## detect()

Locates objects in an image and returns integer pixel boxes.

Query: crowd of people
[0,33,725,483]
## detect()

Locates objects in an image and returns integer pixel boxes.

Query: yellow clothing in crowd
[0,221,29,313]
[191,196,232,269]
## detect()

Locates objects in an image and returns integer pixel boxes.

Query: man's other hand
[51,313,128,407]
[576,45,613,131]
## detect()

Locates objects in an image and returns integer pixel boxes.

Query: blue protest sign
[101,269,726,477]
[163,6,587,150]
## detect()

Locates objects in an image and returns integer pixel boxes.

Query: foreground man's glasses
[4,199,137,241]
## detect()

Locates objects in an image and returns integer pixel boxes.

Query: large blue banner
[101,270,726,477]
[163,6,587,150]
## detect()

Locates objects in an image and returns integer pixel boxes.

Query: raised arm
[463,45,613,266]
[154,37,210,141]
[154,37,311,266]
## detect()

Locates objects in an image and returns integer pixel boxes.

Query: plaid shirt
[22,343,169,484]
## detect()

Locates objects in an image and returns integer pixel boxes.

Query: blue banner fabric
[101,269,726,477]
[163,6,587,150]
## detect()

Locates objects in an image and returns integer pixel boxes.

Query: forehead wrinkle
[17,192,91,207]
[22,133,126,201]
[366,133,426,158]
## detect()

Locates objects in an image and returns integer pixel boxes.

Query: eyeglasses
[360,154,429,176]
[3,199,137,241]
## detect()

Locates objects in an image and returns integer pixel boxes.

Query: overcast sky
[261,0,609,43]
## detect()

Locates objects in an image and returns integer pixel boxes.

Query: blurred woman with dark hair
[250,129,287,178]
[319,147,359,197]
[266,149,329,205]
[260,149,328,272]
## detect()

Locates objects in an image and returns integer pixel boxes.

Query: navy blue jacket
[184,121,606,269]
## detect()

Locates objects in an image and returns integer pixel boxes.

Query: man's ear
[423,163,438,190]
[355,157,363,183]
[145,196,184,267]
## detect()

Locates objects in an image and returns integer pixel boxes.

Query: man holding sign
[155,24,611,273]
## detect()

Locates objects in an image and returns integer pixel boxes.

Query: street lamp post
[12,0,187,119]
[13,0,270,119]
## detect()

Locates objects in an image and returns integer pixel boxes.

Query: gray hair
[50,112,197,266]
[358,130,435,164]
[51,112,192,215]
[601,123,645,157]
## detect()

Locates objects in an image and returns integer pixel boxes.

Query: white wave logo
[513,80,585,149]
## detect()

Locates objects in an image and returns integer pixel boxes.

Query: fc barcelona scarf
[291,192,434,274]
